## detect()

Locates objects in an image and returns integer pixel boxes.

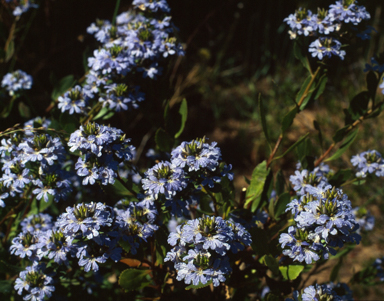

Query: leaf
[273,133,310,161]
[259,95,272,149]
[94,107,110,120]
[261,255,279,276]
[312,75,328,100]
[119,269,151,291]
[5,40,14,62]
[185,280,213,290]
[330,257,343,282]
[325,129,358,162]
[296,75,313,109]
[18,102,31,119]
[279,265,304,280]
[0,260,24,273]
[274,192,291,220]
[174,98,188,138]
[345,91,370,124]
[328,169,353,187]
[250,227,269,257]
[293,42,311,73]
[245,161,270,211]
[281,107,298,133]
[119,240,131,253]
[155,225,169,265]
[332,125,349,143]
[155,128,174,152]
[275,170,285,196]
[51,75,76,100]
[0,280,12,294]
[313,120,323,148]
[366,71,379,101]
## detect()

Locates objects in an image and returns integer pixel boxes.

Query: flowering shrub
[0,0,383,300]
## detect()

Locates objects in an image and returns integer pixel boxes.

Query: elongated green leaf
[51,75,76,100]
[261,255,279,276]
[94,107,110,120]
[332,125,349,143]
[275,170,285,196]
[296,75,314,110]
[312,75,328,100]
[330,257,343,282]
[5,40,14,62]
[174,99,188,138]
[279,265,304,280]
[259,95,271,149]
[345,91,370,124]
[119,269,151,291]
[325,129,358,162]
[274,192,291,220]
[245,161,269,209]
[155,128,174,152]
[250,227,269,256]
[366,71,379,101]
[185,280,213,290]
[293,42,311,73]
[281,107,298,133]
[273,133,310,161]
[313,120,323,148]
[0,280,12,294]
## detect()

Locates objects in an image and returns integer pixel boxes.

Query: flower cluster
[141,137,233,216]
[287,283,350,301]
[4,0,38,17]
[1,70,33,96]
[351,150,384,178]
[165,216,251,287]
[284,0,371,60]
[14,263,55,301]
[0,131,71,207]
[59,0,183,115]
[373,257,384,282]
[11,200,158,290]
[352,206,375,233]
[280,183,360,264]
[68,122,135,185]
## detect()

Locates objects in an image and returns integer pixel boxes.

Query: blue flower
[329,0,370,25]
[58,85,89,115]
[309,38,346,60]
[1,70,32,95]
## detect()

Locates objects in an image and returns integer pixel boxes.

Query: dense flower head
[68,123,135,185]
[373,257,384,281]
[58,85,90,115]
[14,263,55,301]
[21,213,54,234]
[1,70,33,96]
[284,8,314,39]
[288,284,343,301]
[165,216,251,287]
[281,184,360,263]
[309,37,346,60]
[329,0,371,25]
[142,161,187,200]
[4,0,38,16]
[24,117,51,136]
[98,83,144,112]
[351,150,384,178]
[352,207,375,233]
[289,165,331,196]
[132,0,171,13]
[113,199,159,254]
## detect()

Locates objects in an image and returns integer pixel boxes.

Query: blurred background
[1,0,384,297]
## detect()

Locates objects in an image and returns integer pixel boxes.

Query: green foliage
[279,265,304,281]
[119,269,152,291]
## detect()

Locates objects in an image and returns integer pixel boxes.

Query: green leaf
[332,125,349,143]
[259,95,271,150]
[366,71,379,101]
[328,169,353,187]
[155,128,174,152]
[293,42,311,73]
[174,98,188,138]
[0,260,24,273]
[345,91,370,124]
[325,129,358,162]
[119,240,131,253]
[281,107,298,133]
[245,161,270,211]
[266,294,280,301]
[275,170,285,196]
[261,255,279,276]
[0,280,12,294]
[5,40,14,62]
[51,75,76,100]
[313,120,323,148]
[330,257,343,282]
[296,75,313,109]
[155,225,169,265]
[312,75,328,101]
[273,133,310,161]
[94,107,110,120]
[279,265,304,280]
[274,192,291,220]
[185,280,213,290]
[250,227,269,257]
[18,102,31,119]
[119,269,151,291]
